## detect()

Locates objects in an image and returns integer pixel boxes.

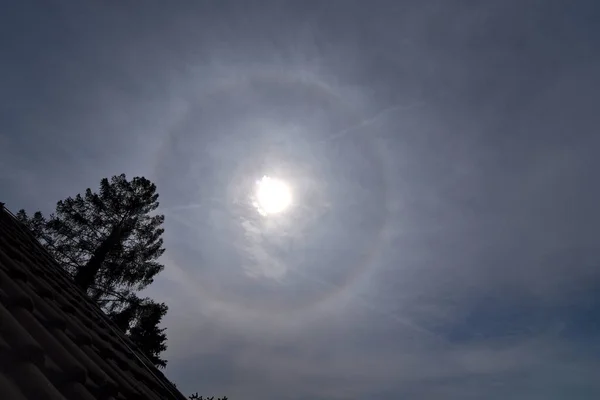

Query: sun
[254,176,292,215]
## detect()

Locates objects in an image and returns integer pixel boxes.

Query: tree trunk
[74,217,137,292]
[74,224,123,291]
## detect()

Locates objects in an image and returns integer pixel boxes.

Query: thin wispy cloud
[324,101,426,142]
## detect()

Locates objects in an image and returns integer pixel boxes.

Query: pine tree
[128,300,168,368]
[17,173,168,367]
[110,296,169,368]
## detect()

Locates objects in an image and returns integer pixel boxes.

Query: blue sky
[2,1,600,398]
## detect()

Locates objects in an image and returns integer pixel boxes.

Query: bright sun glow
[255,176,292,215]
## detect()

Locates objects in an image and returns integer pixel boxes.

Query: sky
[1,1,600,399]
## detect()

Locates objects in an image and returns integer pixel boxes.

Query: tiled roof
[0,204,187,400]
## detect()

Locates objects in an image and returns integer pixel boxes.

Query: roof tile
[0,336,16,369]
[0,302,45,365]
[0,269,34,311]
[0,372,28,400]
[11,362,67,400]
[62,382,97,400]
[11,308,88,384]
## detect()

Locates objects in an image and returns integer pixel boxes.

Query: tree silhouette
[17,174,168,367]
[127,299,168,368]
[189,394,228,400]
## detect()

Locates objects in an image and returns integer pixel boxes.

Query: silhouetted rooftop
[0,203,186,400]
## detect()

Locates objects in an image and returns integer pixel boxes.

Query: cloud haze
[2,1,600,398]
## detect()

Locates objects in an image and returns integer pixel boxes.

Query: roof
[0,204,187,400]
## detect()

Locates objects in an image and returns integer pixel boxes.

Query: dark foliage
[127,299,168,368]
[189,394,228,400]
[17,174,168,367]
